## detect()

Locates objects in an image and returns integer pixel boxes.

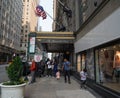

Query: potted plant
[0,56,26,98]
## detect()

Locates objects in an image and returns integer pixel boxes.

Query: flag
[35,5,47,19]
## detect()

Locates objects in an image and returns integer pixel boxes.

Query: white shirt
[80,71,87,80]
[48,65,52,69]
[47,61,52,69]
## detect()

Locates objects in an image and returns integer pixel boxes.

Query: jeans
[64,70,71,83]
[31,71,36,83]
[80,80,86,88]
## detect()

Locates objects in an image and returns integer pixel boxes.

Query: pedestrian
[47,59,52,77]
[62,58,71,84]
[40,60,45,76]
[80,68,87,89]
[29,59,37,84]
[53,61,58,77]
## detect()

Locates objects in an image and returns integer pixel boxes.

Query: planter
[0,83,26,98]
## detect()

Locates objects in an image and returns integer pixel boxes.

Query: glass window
[20,44,22,47]
[77,54,81,72]
[76,53,87,73]
[26,21,28,24]
[95,49,100,83]
[95,43,120,93]
[25,34,27,37]
[86,49,95,79]
[81,54,86,70]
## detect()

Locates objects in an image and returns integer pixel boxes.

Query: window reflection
[97,44,120,93]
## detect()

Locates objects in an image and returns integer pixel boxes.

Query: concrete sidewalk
[25,76,102,98]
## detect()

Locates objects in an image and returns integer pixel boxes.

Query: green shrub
[4,56,25,85]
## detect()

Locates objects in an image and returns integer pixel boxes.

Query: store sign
[34,55,42,62]
[28,33,36,54]
[29,37,35,53]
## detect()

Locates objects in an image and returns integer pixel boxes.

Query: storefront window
[86,49,95,79]
[81,54,86,70]
[95,50,100,82]
[96,44,120,93]
[77,55,81,72]
[76,53,86,72]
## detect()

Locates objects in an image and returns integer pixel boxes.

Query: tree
[5,56,24,85]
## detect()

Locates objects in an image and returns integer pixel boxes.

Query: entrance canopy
[35,31,75,52]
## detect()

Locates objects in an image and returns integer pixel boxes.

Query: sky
[38,0,53,32]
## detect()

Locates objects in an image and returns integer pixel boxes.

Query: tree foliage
[5,56,24,85]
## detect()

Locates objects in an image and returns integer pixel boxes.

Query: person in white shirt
[47,60,52,77]
[80,68,87,89]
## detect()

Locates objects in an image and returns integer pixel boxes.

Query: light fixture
[57,0,72,18]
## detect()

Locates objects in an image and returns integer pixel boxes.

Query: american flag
[35,5,47,19]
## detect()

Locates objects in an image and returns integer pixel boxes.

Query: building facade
[54,0,120,97]
[53,0,75,32]
[74,0,120,97]
[53,0,75,64]
[20,0,39,54]
[0,0,23,63]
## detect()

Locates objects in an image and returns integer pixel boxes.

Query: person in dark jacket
[53,62,58,77]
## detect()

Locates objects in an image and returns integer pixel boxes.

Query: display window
[86,49,95,79]
[95,44,120,93]
[77,55,81,72]
[81,54,86,70]
[76,50,95,79]
[76,53,86,72]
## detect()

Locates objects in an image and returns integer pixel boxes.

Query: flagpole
[57,0,70,11]
[57,0,64,6]
[44,11,60,26]
[43,10,66,31]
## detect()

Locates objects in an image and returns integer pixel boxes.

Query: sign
[28,33,36,54]
[34,55,42,62]
[30,37,35,44]
[29,37,35,53]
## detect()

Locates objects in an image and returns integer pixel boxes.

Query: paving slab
[24,76,102,98]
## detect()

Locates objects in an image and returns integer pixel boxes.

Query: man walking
[62,58,71,84]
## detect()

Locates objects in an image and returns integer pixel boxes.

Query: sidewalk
[25,76,102,98]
